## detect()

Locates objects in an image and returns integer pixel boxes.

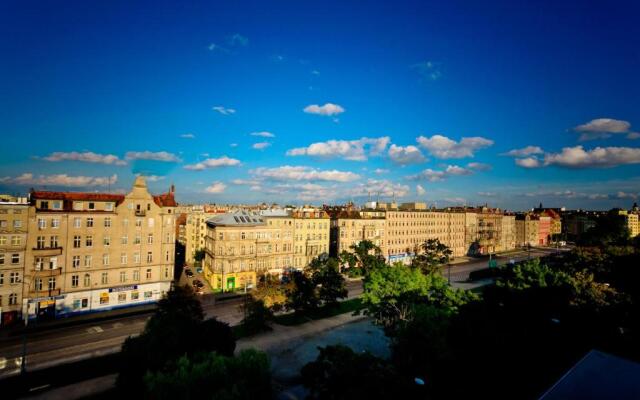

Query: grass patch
[274,298,364,326]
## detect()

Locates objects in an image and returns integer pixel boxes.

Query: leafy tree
[411,239,452,275]
[301,345,416,400]
[285,270,319,314]
[309,257,348,307]
[240,297,273,335]
[193,248,206,262]
[579,209,630,246]
[117,285,236,394]
[144,349,272,400]
[253,273,287,311]
[342,240,386,274]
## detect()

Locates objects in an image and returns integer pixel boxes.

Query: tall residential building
[538,215,551,245]
[516,213,539,247]
[203,210,294,291]
[0,200,28,326]
[292,208,330,269]
[501,214,516,252]
[23,177,176,321]
[618,209,640,238]
[326,209,385,257]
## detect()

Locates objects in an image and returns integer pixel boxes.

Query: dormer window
[40,201,49,210]
[88,202,95,210]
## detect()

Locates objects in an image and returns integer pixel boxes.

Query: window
[34,278,43,291]
[51,218,59,229]
[10,272,20,284]
[118,293,126,303]
[134,252,140,264]
[120,271,126,283]
[135,218,142,227]
[0,236,5,245]
[121,253,127,265]
[144,291,153,299]
[146,269,152,279]
[73,235,81,248]
[146,252,153,263]
[71,275,79,288]
[105,202,114,211]
[103,254,109,266]
[0,273,3,284]
[86,235,93,247]
[40,201,49,210]
[123,218,129,228]
[165,250,170,262]
[74,217,81,228]
[121,235,128,245]
[48,277,56,290]
[11,253,20,264]
[131,291,139,300]
[88,202,95,210]
[104,217,112,228]
[13,219,22,229]
[86,218,94,228]
[148,218,154,228]
[52,201,61,210]
[164,267,170,279]
[101,272,108,284]
[147,234,153,244]
[103,236,110,246]
[37,236,45,249]
[35,257,43,270]
[9,293,17,305]
[50,235,58,248]
[73,201,83,211]
[84,255,92,267]
[38,218,46,229]
[84,274,91,287]
[134,233,141,245]
[11,236,20,246]
[73,255,80,268]
[133,270,140,281]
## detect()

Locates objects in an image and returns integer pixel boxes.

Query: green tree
[117,285,236,394]
[193,248,206,262]
[345,240,386,274]
[285,270,319,314]
[411,239,452,275]
[301,345,415,400]
[311,257,348,307]
[240,297,273,335]
[144,349,272,400]
[579,209,630,246]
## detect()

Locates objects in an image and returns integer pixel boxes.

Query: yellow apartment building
[0,200,29,326]
[292,208,330,269]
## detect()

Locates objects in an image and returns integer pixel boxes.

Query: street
[0,246,565,380]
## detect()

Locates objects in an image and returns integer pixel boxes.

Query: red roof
[153,193,178,207]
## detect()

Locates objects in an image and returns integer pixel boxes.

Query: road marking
[87,326,104,334]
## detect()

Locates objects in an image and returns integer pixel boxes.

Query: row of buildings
[194,201,567,292]
[0,177,176,326]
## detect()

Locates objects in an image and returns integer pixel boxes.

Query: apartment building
[0,200,28,326]
[23,177,176,321]
[203,210,294,291]
[538,216,551,245]
[516,213,539,247]
[501,214,516,252]
[618,209,640,238]
[185,209,220,263]
[292,208,330,269]
[327,209,385,257]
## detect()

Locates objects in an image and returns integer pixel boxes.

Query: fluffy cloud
[467,162,492,171]
[252,142,271,150]
[42,151,127,166]
[144,175,166,182]
[417,134,493,158]
[180,133,195,139]
[502,146,544,157]
[303,103,345,116]
[408,165,474,182]
[125,151,181,162]
[627,132,640,140]
[205,181,227,194]
[388,144,427,165]
[184,156,241,170]
[416,184,426,196]
[515,157,542,168]
[374,168,389,174]
[478,191,496,197]
[286,137,390,161]
[346,179,410,198]
[543,146,640,168]
[251,166,360,182]
[250,131,275,138]
[574,118,631,141]
[212,106,236,115]
[0,173,117,187]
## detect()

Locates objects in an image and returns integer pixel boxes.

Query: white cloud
[41,151,127,166]
[502,146,544,157]
[144,175,166,182]
[515,157,542,168]
[467,162,492,171]
[416,184,426,196]
[574,118,631,141]
[231,179,261,186]
[388,144,427,165]
[251,166,360,182]
[250,131,275,138]
[627,132,640,140]
[0,173,117,187]
[230,143,238,147]
[212,106,236,115]
[478,191,496,197]
[408,164,474,182]
[125,151,181,163]
[346,179,410,198]
[374,168,389,174]
[286,137,390,161]
[543,146,640,168]
[252,142,271,150]
[184,156,241,170]
[417,134,494,158]
[180,133,195,139]
[303,103,345,116]
[205,182,227,194]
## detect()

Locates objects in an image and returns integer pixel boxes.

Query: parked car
[185,269,194,278]
[192,279,204,289]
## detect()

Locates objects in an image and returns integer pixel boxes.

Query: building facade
[0,201,28,326]
[516,214,539,247]
[23,177,176,321]
[327,210,386,257]
[292,208,330,269]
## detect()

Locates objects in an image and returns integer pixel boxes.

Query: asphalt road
[0,247,565,379]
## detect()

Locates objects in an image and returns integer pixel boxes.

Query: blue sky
[1,0,639,210]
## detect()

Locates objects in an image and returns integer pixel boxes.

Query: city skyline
[1,1,640,210]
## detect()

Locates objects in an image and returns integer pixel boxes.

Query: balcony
[33,268,63,276]
[31,288,61,297]
[31,247,63,256]
[135,210,146,217]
